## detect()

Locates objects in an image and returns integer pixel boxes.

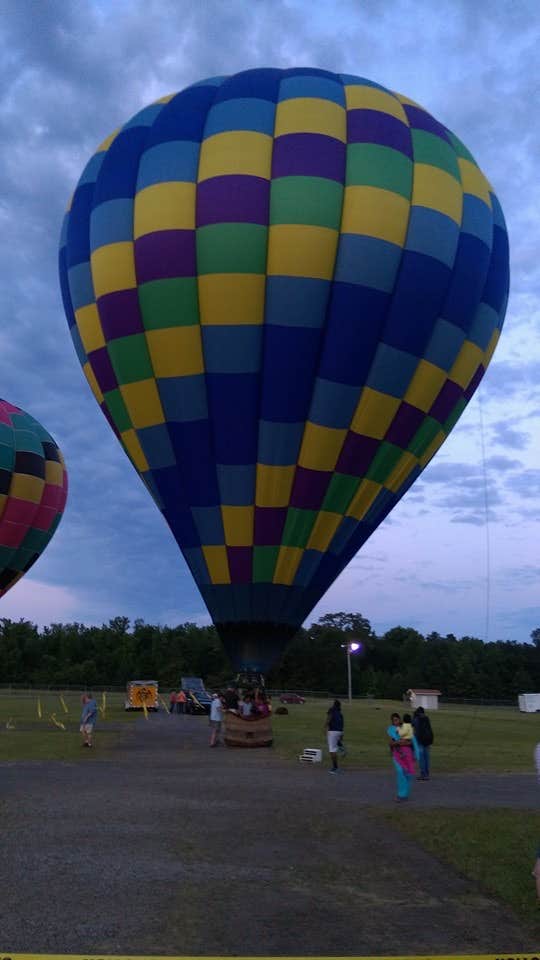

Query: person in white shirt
[209,693,223,747]
[240,693,254,718]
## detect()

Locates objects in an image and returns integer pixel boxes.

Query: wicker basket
[223,712,273,748]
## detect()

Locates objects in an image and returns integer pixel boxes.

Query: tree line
[0,613,539,699]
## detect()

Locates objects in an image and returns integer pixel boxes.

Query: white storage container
[518,693,540,712]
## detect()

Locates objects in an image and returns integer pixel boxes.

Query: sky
[0,0,538,644]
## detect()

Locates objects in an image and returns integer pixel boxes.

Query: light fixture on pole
[341,641,361,702]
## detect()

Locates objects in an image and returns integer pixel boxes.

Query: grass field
[0,689,140,761]
[271,697,540,772]
[381,807,540,928]
[1,690,539,770]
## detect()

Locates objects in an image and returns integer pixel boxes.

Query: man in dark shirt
[325,699,344,774]
[412,706,434,780]
[223,686,239,710]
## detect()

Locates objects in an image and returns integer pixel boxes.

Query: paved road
[1,713,538,955]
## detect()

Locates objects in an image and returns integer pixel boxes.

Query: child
[398,713,414,741]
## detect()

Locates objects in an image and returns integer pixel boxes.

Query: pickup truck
[181,676,212,714]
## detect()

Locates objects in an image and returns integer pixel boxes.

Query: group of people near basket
[208,686,272,747]
[325,699,434,800]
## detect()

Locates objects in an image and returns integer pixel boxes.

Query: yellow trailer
[124,680,159,711]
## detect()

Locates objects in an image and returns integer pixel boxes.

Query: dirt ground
[1,712,538,956]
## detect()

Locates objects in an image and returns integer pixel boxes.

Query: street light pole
[342,641,360,703]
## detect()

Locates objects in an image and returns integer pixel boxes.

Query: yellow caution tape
[49,713,66,731]
[101,690,107,717]
[37,697,42,719]
[159,695,170,712]
[0,953,535,960]
[59,694,69,714]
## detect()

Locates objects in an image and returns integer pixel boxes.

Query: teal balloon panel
[0,399,68,599]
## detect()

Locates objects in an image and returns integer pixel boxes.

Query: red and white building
[406,688,442,711]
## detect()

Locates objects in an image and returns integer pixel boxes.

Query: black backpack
[417,715,434,746]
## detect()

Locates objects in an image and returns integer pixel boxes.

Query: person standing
[387,712,416,801]
[80,692,98,748]
[325,699,344,774]
[412,706,434,780]
[223,686,239,711]
[240,692,254,717]
[209,693,223,747]
[177,689,187,714]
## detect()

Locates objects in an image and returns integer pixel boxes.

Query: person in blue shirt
[80,693,98,748]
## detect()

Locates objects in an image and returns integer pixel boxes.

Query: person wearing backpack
[413,707,434,780]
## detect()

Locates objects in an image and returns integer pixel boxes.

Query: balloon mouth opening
[216,620,299,673]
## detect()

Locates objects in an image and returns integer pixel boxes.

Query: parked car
[279,693,306,704]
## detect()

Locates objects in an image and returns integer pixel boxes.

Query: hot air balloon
[59,67,509,675]
[0,399,67,598]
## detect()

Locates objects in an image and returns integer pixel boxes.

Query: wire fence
[0,684,524,708]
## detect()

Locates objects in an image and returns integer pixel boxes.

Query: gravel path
[1,712,538,956]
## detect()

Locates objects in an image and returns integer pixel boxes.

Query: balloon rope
[477,385,491,644]
[445,387,491,758]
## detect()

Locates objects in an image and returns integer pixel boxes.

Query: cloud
[0,578,84,627]
[491,421,531,451]
[495,564,540,588]
[421,462,482,484]
[449,510,497,526]
[506,469,540,499]
[483,360,540,400]
[495,604,540,638]
[485,455,523,472]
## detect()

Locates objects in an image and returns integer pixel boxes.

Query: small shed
[407,688,441,711]
[518,693,540,713]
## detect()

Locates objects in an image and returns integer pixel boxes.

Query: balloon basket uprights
[223,711,273,748]
[235,670,265,688]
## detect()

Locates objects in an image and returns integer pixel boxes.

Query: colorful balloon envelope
[0,399,67,598]
[59,68,509,671]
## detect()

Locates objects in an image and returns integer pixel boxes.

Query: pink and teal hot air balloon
[59,68,509,673]
[0,399,67,598]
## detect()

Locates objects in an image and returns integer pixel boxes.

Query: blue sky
[0,0,538,643]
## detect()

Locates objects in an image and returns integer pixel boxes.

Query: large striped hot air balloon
[0,399,67,598]
[59,68,509,673]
